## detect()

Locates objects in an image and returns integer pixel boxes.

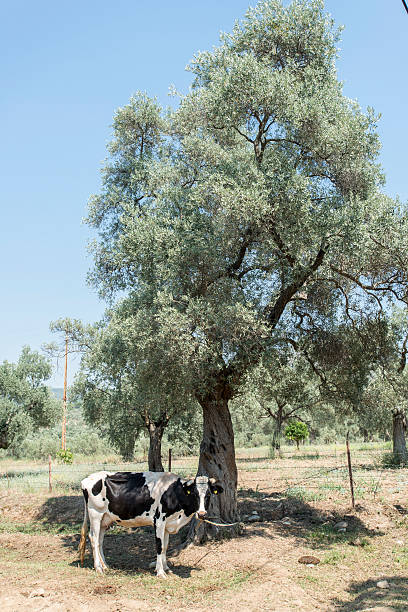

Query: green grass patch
[0,518,82,535]
[321,549,347,565]
[285,486,325,502]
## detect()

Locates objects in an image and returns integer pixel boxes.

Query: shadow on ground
[331,576,408,611]
[63,529,196,578]
[238,488,385,548]
[32,485,390,583]
[36,494,83,527]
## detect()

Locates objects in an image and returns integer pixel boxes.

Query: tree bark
[392,410,408,463]
[119,427,137,461]
[0,424,9,450]
[271,405,284,450]
[197,393,238,522]
[147,423,165,472]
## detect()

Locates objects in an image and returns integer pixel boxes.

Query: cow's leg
[162,530,172,572]
[98,525,108,570]
[154,519,167,578]
[88,508,104,574]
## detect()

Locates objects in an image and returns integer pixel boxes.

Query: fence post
[346,433,355,509]
[168,448,172,473]
[48,455,52,493]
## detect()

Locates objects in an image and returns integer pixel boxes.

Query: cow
[78,471,223,578]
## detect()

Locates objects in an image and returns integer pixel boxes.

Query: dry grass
[0,443,407,611]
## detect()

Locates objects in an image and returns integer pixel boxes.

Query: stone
[376,580,390,589]
[281,517,292,525]
[29,588,45,598]
[349,538,362,546]
[334,521,348,530]
[248,514,261,522]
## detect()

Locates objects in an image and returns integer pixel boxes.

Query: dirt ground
[0,451,407,611]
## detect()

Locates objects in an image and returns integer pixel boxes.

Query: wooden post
[168,448,172,473]
[48,455,52,492]
[62,333,68,450]
[346,433,355,509]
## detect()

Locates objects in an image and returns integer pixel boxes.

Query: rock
[270,502,284,520]
[281,517,292,525]
[248,514,261,522]
[376,580,390,589]
[298,555,320,565]
[29,588,45,598]
[251,510,259,515]
[334,521,348,530]
[337,527,347,533]
[349,538,362,546]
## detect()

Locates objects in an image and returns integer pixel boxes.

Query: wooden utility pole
[61,332,68,450]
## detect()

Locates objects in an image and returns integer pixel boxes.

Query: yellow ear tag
[214,490,218,494]
[187,490,191,494]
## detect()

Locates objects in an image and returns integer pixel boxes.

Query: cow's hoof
[165,568,173,574]
[156,571,167,579]
[95,567,104,575]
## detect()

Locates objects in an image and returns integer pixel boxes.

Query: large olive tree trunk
[147,423,165,472]
[183,391,239,546]
[197,393,238,522]
[392,410,408,463]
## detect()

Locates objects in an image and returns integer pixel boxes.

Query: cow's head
[182,476,224,519]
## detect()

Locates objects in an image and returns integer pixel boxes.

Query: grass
[0,442,408,611]
[285,486,325,502]
[321,549,347,565]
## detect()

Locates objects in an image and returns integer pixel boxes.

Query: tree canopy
[0,347,59,452]
[85,0,408,520]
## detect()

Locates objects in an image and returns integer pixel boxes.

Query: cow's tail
[78,490,89,567]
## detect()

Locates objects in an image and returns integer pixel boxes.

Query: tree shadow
[237,488,385,548]
[331,576,408,611]
[36,494,196,578]
[36,494,83,528]
[65,530,196,578]
[35,489,385,577]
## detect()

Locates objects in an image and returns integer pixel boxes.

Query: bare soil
[0,452,407,611]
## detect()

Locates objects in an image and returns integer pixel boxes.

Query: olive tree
[0,347,59,453]
[86,1,407,521]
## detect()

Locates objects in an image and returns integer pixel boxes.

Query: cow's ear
[209,480,223,494]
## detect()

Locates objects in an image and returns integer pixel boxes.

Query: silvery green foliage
[71,304,198,460]
[86,1,406,402]
[0,347,59,452]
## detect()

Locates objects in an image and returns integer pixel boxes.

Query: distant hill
[50,387,64,399]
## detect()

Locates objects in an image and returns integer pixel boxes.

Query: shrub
[381,451,408,468]
[56,448,74,464]
[285,421,309,449]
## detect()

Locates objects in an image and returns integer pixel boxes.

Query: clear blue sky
[1,1,407,386]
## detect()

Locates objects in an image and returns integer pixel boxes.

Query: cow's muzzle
[197,511,207,519]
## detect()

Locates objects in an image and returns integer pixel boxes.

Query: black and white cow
[79,471,223,578]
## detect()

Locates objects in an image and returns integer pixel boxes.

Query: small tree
[285,421,309,450]
[0,347,59,453]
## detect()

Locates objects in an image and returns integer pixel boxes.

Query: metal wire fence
[0,446,407,505]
